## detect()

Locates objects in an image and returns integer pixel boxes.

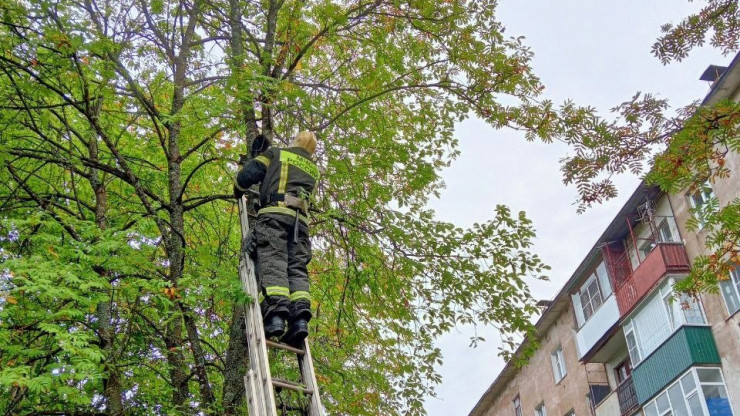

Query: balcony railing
[617,376,638,416]
[614,243,690,316]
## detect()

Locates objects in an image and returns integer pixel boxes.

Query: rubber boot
[264,315,286,339]
[281,318,309,347]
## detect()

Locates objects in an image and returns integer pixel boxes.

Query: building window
[513,395,522,416]
[624,321,642,365]
[678,293,706,325]
[657,219,675,243]
[688,183,716,227]
[551,345,567,383]
[579,276,604,321]
[615,360,632,384]
[719,266,740,316]
[643,367,734,416]
[571,261,613,327]
[535,402,546,416]
[639,239,657,260]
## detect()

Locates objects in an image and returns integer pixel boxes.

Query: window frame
[534,402,546,416]
[639,239,657,260]
[513,394,522,416]
[615,359,632,385]
[624,321,642,365]
[719,266,740,316]
[657,219,674,243]
[551,345,567,383]
[687,182,716,228]
[579,274,604,322]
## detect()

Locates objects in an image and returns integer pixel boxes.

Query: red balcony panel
[615,243,690,316]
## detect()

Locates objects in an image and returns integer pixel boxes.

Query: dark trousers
[255,212,312,322]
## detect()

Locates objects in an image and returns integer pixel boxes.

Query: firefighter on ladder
[234,131,319,346]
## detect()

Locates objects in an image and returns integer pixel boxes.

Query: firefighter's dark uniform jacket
[235,146,318,321]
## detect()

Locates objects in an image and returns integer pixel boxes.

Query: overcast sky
[423,2,727,415]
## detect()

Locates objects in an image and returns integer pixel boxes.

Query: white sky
[424,1,727,415]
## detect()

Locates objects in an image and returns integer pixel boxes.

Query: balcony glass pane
[681,373,697,393]
[596,261,612,297]
[626,331,641,364]
[658,219,675,242]
[645,402,659,416]
[669,384,689,416]
[687,393,704,416]
[633,290,673,356]
[697,368,722,384]
[657,392,671,413]
[680,295,706,325]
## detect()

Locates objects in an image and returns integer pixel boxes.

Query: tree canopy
[0,0,550,414]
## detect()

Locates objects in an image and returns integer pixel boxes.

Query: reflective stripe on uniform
[258,293,265,303]
[255,155,270,167]
[279,150,320,180]
[278,156,289,201]
[290,291,311,302]
[264,286,290,297]
[258,206,309,224]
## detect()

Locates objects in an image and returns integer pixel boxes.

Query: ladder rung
[266,340,305,355]
[272,378,313,395]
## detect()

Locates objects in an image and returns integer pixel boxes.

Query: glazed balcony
[575,294,619,360]
[612,243,690,317]
[631,326,720,404]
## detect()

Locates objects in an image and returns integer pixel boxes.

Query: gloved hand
[245,230,258,259]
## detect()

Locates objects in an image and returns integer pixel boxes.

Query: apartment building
[468,55,740,416]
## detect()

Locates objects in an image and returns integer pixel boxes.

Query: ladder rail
[299,340,324,416]
[239,196,278,416]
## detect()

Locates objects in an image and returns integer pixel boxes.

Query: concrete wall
[480,306,595,416]
[594,390,620,416]
[667,148,740,414]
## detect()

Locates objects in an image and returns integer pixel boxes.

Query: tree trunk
[88,105,125,415]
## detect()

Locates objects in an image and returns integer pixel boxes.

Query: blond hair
[291,131,317,155]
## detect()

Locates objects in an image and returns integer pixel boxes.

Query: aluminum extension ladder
[237,195,324,416]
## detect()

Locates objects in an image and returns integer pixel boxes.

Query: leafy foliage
[0,0,553,414]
